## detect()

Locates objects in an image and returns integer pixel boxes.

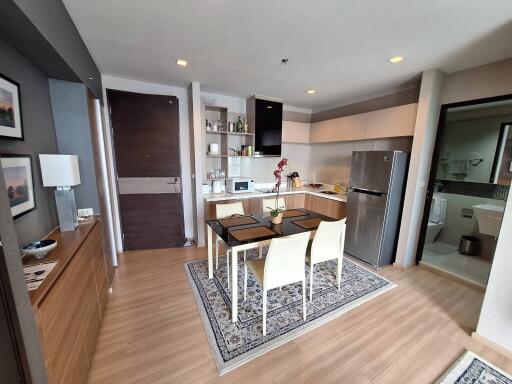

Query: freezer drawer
[349,151,394,193]
[345,190,387,266]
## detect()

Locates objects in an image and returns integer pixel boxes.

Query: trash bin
[459,235,480,256]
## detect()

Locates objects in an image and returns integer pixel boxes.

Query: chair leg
[243,250,246,262]
[337,257,342,291]
[243,264,247,301]
[309,263,314,301]
[215,237,219,270]
[227,250,231,290]
[259,246,262,259]
[263,289,267,336]
[302,280,307,321]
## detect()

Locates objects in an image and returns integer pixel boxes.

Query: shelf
[206,130,254,136]
[205,154,280,158]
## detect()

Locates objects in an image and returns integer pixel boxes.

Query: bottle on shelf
[235,116,243,132]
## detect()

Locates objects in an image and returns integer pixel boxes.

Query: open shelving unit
[202,104,255,186]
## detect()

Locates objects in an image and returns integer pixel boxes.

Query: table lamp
[39,154,81,232]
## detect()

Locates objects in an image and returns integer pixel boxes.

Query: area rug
[185,250,396,374]
[436,350,512,383]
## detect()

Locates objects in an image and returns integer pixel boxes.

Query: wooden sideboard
[23,217,109,384]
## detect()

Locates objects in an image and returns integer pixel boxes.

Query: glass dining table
[205,208,336,322]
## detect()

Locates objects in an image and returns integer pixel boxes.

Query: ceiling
[62,0,512,111]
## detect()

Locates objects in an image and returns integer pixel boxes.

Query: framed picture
[1,155,35,218]
[0,74,23,140]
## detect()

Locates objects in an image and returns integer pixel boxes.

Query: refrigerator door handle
[351,187,386,196]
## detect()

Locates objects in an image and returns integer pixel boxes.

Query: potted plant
[268,158,288,224]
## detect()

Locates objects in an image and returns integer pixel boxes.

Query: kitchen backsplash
[227,137,412,185]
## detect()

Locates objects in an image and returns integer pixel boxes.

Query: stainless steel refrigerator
[345,151,408,267]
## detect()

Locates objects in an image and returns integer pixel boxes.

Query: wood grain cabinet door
[107,90,185,250]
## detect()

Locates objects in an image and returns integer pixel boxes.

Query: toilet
[425,193,447,244]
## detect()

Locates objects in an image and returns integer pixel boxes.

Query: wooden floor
[87,246,512,384]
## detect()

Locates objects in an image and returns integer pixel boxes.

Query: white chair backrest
[262,197,286,213]
[264,232,310,290]
[311,219,347,264]
[216,201,245,219]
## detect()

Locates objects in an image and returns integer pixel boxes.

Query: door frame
[105,88,186,250]
[0,245,31,383]
[415,93,512,264]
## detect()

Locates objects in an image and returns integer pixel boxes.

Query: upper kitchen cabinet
[310,113,366,143]
[364,103,417,139]
[247,96,283,155]
[282,121,310,143]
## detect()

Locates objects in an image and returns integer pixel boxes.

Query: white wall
[442,58,512,105]
[101,75,194,251]
[438,117,507,183]
[477,181,512,352]
[308,137,413,186]
[395,70,445,268]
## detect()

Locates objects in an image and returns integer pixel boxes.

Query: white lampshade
[39,154,81,187]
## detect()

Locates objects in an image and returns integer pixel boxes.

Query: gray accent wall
[0,38,59,246]
[49,79,100,213]
[0,37,51,384]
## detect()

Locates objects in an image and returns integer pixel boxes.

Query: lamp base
[55,189,78,232]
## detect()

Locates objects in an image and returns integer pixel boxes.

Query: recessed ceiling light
[176,59,188,67]
[307,89,316,94]
[88,77,93,80]
[389,56,404,64]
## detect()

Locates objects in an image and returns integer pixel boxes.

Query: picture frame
[0,74,23,140]
[1,155,35,219]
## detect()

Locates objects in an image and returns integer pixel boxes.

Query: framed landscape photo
[0,74,23,140]
[1,155,35,218]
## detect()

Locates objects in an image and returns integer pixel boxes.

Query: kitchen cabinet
[205,192,343,221]
[282,121,310,143]
[304,194,346,219]
[364,103,417,139]
[309,103,418,143]
[26,218,108,384]
[310,113,366,143]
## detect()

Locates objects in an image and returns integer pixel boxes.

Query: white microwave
[226,178,255,194]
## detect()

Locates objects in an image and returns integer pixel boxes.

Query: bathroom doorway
[417,95,512,288]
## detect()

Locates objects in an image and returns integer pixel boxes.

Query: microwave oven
[226,178,255,194]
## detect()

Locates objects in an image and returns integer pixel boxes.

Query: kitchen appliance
[345,151,408,267]
[226,178,255,194]
[212,180,223,194]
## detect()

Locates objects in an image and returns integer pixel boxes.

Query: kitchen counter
[204,184,347,203]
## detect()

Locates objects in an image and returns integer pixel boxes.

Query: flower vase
[271,212,283,224]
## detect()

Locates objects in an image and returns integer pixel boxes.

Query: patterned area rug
[185,250,396,374]
[437,351,512,383]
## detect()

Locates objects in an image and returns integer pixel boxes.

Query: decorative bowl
[22,240,58,259]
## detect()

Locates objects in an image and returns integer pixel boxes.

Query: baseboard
[472,332,512,360]
[419,261,486,292]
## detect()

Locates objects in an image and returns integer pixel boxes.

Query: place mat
[282,209,307,218]
[230,226,276,242]
[218,216,258,228]
[293,217,322,230]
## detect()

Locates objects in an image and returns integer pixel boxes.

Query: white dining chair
[307,218,346,301]
[259,197,286,258]
[262,197,286,213]
[244,232,310,336]
[215,201,246,288]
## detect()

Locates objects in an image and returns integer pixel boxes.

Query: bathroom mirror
[435,99,512,185]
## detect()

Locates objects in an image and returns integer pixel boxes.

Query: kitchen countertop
[204,183,347,203]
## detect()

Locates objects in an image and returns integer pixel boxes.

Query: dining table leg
[231,245,241,323]
[207,225,213,279]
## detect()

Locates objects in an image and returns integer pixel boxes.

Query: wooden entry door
[108,90,185,250]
